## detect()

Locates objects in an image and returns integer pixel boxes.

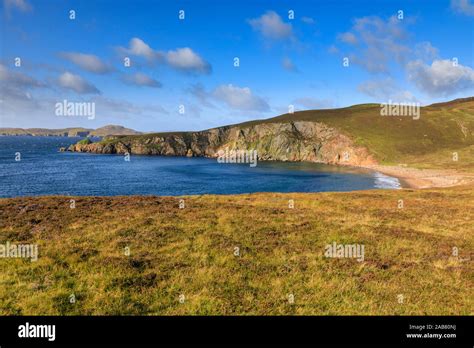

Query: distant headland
[0,125,141,137]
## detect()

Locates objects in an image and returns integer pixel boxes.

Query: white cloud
[122,72,162,88]
[0,63,45,88]
[213,84,269,111]
[60,52,113,74]
[451,0,474,15]
[118,38,211,74]
[57,72,100,94]
[4,0,32,12]
[0,86,44,123]
[407,59,474,97]
[0,64,49,124]
[338,15,411,73]
[1,91,170,128]
[121,37,157,60]
[165,48,211,74]
[0,64,167,128]
[248,11,294,40]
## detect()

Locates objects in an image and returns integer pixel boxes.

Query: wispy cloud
[187,83,215,108]
[282,57,298,72]
[57,72,101,94]
[117,38,211,74]
[119,37,158,61]
[357,78,418,102]
[0,63,45,88]
[337,15,411,73]
[451,0,474,16]
[0,63,49,124]
[121,72,162,88]
[213,84,270,111]
[414,41,439,62]
[188,83,270,112]
[248,11,294,41]
[4,0,32,13]
[91,95,169,116]
[164,47,211,74]
[337,32,358,45]
[59,52,114,74]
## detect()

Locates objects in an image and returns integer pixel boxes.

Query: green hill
[262,97,474,169]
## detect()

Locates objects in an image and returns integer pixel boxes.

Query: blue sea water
[0,136,400,198]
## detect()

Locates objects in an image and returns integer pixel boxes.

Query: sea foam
[373,172,401,189]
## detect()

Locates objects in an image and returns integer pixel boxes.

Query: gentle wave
[373,172,401,189]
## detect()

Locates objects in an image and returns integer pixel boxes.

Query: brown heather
[0,187,472,315]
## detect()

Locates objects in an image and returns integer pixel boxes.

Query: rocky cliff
[68,121,377,166]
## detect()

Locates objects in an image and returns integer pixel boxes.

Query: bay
[0,136,400,197]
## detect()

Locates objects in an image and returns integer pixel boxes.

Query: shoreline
[60,135,473,190]
[64,145,472,190]
[358,164,474,189]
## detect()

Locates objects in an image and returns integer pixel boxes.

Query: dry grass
[0,187,473,315]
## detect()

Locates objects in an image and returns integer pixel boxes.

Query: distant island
[0,125,141,137]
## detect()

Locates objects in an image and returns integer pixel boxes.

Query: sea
[0,136,401,198]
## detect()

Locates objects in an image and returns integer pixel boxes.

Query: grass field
[1,187,472,315]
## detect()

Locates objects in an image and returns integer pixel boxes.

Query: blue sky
[1,0,473,131]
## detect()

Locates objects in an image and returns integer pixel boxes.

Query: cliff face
[69,121,377,166]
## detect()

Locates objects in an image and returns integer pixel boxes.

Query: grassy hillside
[97,97,474,170]
[228,97,474,169]
[0,187,472,315]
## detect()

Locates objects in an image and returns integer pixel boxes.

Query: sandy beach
[361,164,474,189]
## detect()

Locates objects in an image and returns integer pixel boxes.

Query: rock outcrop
[69,121,377,166]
